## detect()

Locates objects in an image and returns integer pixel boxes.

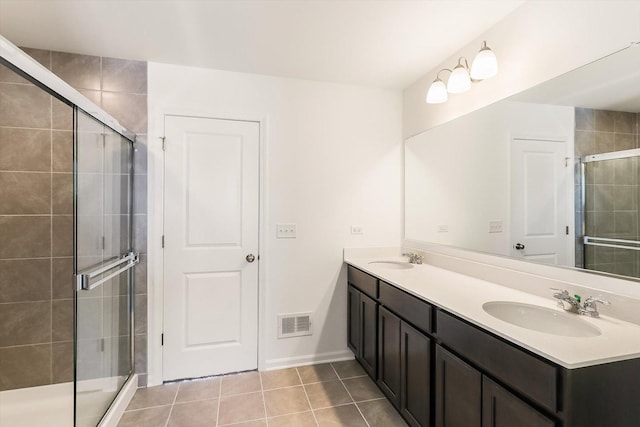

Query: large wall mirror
[405,44,640,280]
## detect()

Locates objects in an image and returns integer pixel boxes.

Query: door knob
[514,243,525,250]
[246,254,256,263]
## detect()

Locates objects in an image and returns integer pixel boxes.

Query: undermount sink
[482,301,602,338]
[368,261,414,270]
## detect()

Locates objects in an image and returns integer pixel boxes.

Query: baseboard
[98,374,138,427]
[263,350,355,371]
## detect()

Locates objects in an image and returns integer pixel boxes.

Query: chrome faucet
[580,296,610,318]
[402,252,424,264]
[551,288,610,318]
[552,289,581,314]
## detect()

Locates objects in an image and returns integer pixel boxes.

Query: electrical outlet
[489,220,503,233]
[276,223,297,238]
[437,224,449,233]
[351,225,364,235]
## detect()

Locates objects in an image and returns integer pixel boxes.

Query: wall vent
[278,313,312,338]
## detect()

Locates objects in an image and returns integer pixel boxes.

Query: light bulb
[471,42,498,80]
[426,78,448,104]
[447,64,471,94]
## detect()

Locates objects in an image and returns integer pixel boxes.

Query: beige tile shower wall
[574,108,639,277]
[0,47,148,390]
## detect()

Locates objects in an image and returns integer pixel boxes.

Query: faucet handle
[581,296,610,318]
[402,252,423,264]
[583,296,610,306]
[549,288,569,298]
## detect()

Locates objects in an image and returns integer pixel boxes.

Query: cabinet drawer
[437,311,557,413]
[380,281,432,334]
[348,266,378,299]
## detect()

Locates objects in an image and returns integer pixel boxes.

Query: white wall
[147,62,402,378]
[405,101,574,255]
[403,1,640,138]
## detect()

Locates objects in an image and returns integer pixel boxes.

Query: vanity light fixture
[470,40,498,80]
[447,58,472,93]
[426,40,498,104]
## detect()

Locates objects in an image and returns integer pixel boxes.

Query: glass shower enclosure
[0,36,137,427]
[581,149,640,278]
[74,110,137,426]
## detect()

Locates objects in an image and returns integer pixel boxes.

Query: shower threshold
[0,375,137,427]
[0,382,73,427]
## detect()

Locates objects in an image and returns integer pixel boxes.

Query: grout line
[330,363,370,427]
[218,416,268,427]
[258,368,268,426]
[163,382,180,427]
[123,403,173,413]
[296,367,319,426]
[216,374,222,426]
[266,408,317,422]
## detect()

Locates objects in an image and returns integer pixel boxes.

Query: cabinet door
[435,345,481,427]
[482,377,555,427]
[378,306,402,408]
[401,322,431,427]
[347,285,360,356]
[360,292,378,379]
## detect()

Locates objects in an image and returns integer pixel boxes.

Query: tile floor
[118,361,408,426]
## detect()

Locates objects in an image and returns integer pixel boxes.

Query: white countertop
[344,253,640,369]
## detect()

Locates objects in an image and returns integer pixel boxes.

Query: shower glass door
[582,150,640,278]
[74,109,135,427]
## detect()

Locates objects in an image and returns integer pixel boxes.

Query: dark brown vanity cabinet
[377,306,402,406]
[347,265,640,427]
[482,377,555,427]
[347,267,378,379]
[378,285,432,427]
[435,345,554,427]
[435,345,481,427]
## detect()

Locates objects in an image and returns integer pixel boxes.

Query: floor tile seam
[173,396,220,406]
[258,367,268,426]
[337,373,369,380]
[299,377,349,387]
[266,409,316,420]
[216,376,222,426]
[330,363,370,427]
[311,401,357,411]
[353,396,387,404]
[217,415,267,426]
[262,383,305,393]
[296,366,319,426]
[163,382,180,427]
[123,403,173,413]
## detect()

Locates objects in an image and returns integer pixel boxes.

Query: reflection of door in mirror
[510,138,569,265]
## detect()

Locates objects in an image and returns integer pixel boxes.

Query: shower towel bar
[75,252,139,291]
[583,236,640,251]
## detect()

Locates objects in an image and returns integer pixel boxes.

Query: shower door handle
[75,252,139,291]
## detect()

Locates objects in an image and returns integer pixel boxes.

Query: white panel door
[163,115,259,381]
[511,138,568,265]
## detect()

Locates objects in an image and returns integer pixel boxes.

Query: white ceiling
[0,0,523,89]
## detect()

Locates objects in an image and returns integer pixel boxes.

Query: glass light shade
[447,65,471,94]
[426,79,448,104]
[470,47,498,80]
